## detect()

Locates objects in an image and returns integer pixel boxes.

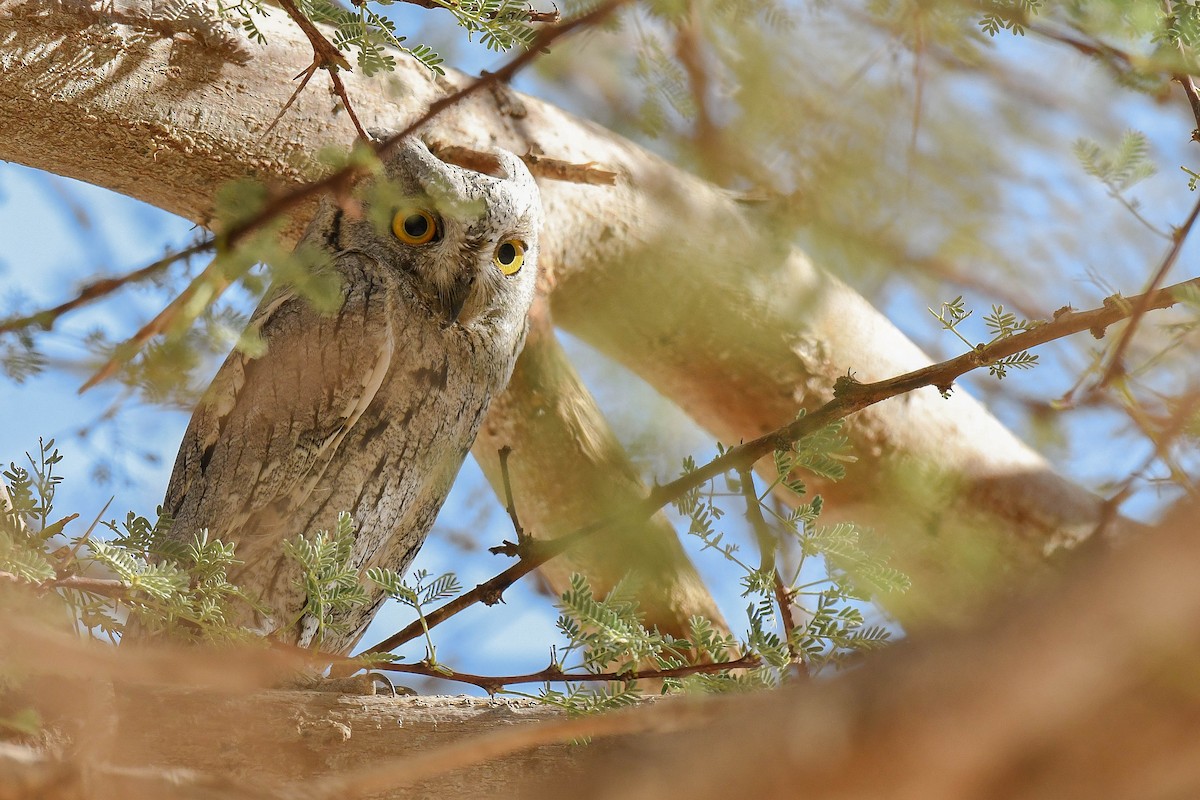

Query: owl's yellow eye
[392,209,440,245]
[493,240,525,276]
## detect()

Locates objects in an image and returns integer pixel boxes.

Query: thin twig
[369,0,627,163]
[79,254,239,392]
[273,0,369,141]
[1095,193,1200,389]
[1167,0,1200,138]
[259,62,321,141]
[0,570,130,600]
[771,571,803,675]
[66,495,114,561]
[1176,73,1200,137]
[328,67,369,141]
[8,4,625,360]
[374,653,761,694]
[232,2,625,246]
[675,0,726,181]
[497,445,525,539]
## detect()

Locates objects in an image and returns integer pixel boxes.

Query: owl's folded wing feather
[162,274,394,551]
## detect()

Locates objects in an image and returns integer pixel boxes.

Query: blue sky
[3,4,1198,691]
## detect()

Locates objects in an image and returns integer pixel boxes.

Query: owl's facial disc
[364,137,539,328]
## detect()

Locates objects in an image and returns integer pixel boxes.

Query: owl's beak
[441,275,476,327]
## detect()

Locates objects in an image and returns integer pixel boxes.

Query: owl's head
[325,137,541,333]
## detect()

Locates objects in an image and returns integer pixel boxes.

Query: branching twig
[1096,193,1200,389]
[368,0,627,162]
[78,254,239,392]
[273,0,368,141]
[374,653,761,694]
[359,272,1200,658]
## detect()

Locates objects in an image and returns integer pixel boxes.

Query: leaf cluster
[1,440,258,645]
[544,574,754,714]
[545,421,907,715]
[930,296,1040,380]
[283,512,371,646]
[978,0,1043,37]
[218,0,544,77]
[369,566,463,665]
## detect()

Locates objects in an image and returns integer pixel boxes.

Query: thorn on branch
[832,373,862,399]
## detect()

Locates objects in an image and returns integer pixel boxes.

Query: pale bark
[0,0,1114,629]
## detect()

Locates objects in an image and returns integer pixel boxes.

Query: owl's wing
[163,271,394,551]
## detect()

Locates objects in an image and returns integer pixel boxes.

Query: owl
[151,137,541,654]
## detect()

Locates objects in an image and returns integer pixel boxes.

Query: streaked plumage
[158,138,540,653]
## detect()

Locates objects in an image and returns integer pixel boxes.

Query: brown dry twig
[272,0,368,141]
[520,149,619,185]
[374,653,761,694]
[1095,193,1200,389]
[360,272,1200,658]
[736,466,805,673]
[497,445,526,540]
[0,569,129,600]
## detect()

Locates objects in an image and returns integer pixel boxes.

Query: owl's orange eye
[494,240,525,276]
[392,209,440,245]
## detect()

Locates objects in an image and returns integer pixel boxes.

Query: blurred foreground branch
[3,499,1198,799]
